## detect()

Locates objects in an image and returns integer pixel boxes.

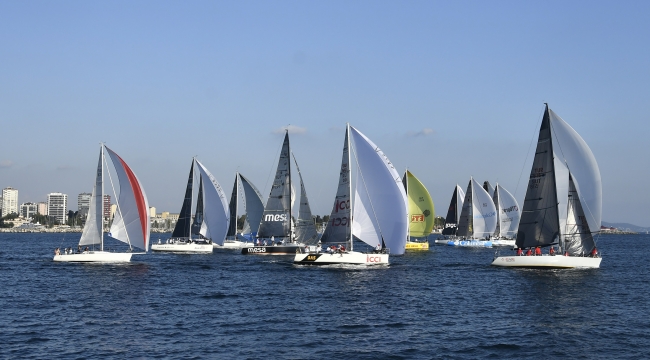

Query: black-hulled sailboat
[492,104,602,268]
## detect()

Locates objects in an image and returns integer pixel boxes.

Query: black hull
[241,246,301,255]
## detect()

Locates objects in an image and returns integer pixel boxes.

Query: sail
[239,173,264,235]
[292,154,319,245]
[257,132,292,238]
[456,179,473,237]
[403,170,435,238]
[195,160,230,245]
[549,109,602,235]
[350,126,408,255]
[191,176,204,236]
[493,184,520,238]
[320,127,352,244]
[516,106,561,249]
[105,146,150,251]
[441,185,461,236]
[171,161,194,239]
[483,181,495,197]
[226,175,238,237]
[470,178,497,238]
[79,149,103,246]
[564,174,596,255]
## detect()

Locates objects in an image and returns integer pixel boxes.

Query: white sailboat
[53,144,150,262]
[492,104,602,268]
[446,177,497,247]
[294,124,408,265]
[152,159,230,253]
[214,172,263,249]
[490,184,520,247]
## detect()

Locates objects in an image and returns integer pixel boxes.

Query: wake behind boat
[492,104,602,269]
[294,124,406,266]
[53,144,150,262]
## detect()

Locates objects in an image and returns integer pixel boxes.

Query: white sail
[470,178,497,238]
[195,160,230,246]
[350,126,408,255]
[352,165,382,248]
[79,149,103,246]
[494,184,520,238]
[239,173,264,234]
[105,146,150,251]
[549,109,602,234]
[457,185,466,224]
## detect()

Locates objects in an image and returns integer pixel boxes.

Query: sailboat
[53,144,150,262]
[152,159,230,253]
[294,124,408,265]
[434,184,465,244]
[446,177,497,247]
[215,172,263,249]
[490,183,520,247]
[492,105,602,268]
[403,170,434,250]
[242,131,310,255]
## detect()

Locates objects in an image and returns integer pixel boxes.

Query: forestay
[195,160,230,246]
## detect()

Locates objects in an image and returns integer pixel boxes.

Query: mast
[100,143,104,252]
[287,129,292,242]
[404,169,410,242]
[546,104,563,252]
[190,158,194,240]
[346,123,353,251]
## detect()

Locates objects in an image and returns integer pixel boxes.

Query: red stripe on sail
[115,155,148,245]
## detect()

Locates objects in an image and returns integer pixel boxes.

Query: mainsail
[191,176,204,236]
[226,174,238,238]
[441,185,465,236]
[257,132,292,239]
[320,127,352,244]
[105,146,150,251]
[79,149,104,247]
[195,160,230,246]
[292,154,319,245]
[402,170,435,238]
[238,173,264,235]
[172,160,195,239]
[350,126,408,255]
[493,184,520,238]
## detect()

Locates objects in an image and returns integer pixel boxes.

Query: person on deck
[375,243,382,253]
[54,248,60,256]
[534,247,542,256]
[525,248,532,256]
[516,248,523,256]
[549,247,555,255]
[590,247,598,257]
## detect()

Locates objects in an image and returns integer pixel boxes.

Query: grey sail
[483,181,495,197]
[564,174,596,255]
[226,175,238,237]
[442,185,460,236]
[239,173,264,235]
[456,179,473,237]
[191,176,204,236]
[171,160,194,239]
[516,106,560,249]
[320,127,351,244]
[257,132,292,239]
[292,154,319,245]
[492,186,501,237]
[79,149,103,246]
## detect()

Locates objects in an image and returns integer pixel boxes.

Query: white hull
[491,239,516,247]
[294,250,389,266]
[446,240,493,248]
[492,254,602,268]
[213,240,254,249]
[53,251,134,262]
[151,243,213,253]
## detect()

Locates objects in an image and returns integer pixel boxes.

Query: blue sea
[1,233,649,359]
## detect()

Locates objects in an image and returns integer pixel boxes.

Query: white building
[78,192,92,218]
[2,187,18,217]
[20,202,38,219]
[47,193,68,224]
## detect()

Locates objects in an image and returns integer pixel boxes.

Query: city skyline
[1,1,648,226]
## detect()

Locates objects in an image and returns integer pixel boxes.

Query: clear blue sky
[1,1,648,226]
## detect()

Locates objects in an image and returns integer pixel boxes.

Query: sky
[1,0,649,226]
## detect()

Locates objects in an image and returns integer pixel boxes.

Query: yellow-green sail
[403,170,435,238]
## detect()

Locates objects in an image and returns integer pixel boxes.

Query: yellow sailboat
[403,170,434,250]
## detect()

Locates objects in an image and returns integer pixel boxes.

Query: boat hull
[53,251,133,262]
[447,240,493,248]
[294,251,389,266]
[491,239,516,247]
[213,240,253,249]
[241,245,302,255]
[405,241,429,250]
[491,255,602,268]
[151,243,213,253]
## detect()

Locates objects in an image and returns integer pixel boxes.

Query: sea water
[1,233,648,359]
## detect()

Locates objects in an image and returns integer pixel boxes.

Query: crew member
[534,246,542,256]
[516,248,523,256]
[590,247,598,257]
